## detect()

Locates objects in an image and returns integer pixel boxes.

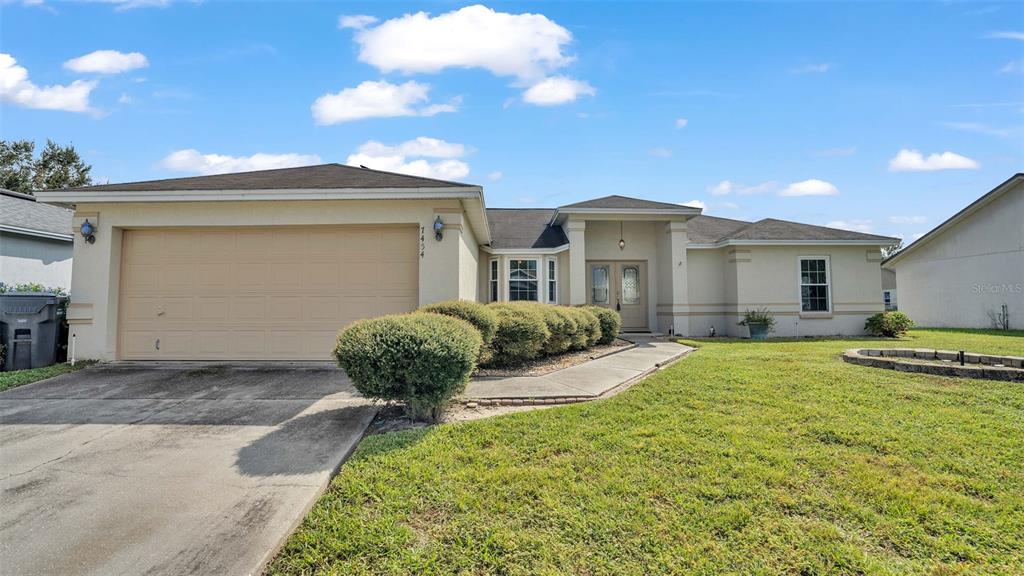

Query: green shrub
[865,311,915,337]
[528,304,575,355]
[738,307,776,330]
[486,303,550,366]
[565,307,601,349]
[420,299,498,363]
[582,306,622,344]
[333,312,482,422]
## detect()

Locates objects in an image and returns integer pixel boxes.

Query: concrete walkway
[465,340,692,403]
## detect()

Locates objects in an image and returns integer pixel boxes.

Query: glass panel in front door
[622,266,640,304]
[592,266,609,304]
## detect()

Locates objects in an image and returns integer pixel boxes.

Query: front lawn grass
[0,361,91,392]
[269,329,1024,575]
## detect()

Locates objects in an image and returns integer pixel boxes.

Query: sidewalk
[463,340,693,405]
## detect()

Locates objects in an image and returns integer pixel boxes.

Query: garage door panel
[161,298,194,321]
[119,226,419,360]
[235,262,268,290]
[195,297,230,321]
[231,297,266,321]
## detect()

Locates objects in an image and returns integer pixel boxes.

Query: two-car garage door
[118,226,419,360]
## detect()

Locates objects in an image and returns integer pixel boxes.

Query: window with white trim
[546,257,558,303]
[799,257,830,312]
[883,290,895,311]
[489,258,499,302]
[508,259,539,301]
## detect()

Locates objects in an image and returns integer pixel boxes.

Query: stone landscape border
[843,348,1024,382]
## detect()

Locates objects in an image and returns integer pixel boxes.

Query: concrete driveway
[0,364,377,576]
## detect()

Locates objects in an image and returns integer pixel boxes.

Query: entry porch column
[567,220,587,305]
[668,220,689,336]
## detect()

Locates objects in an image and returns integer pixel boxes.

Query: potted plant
[738,307,776,340]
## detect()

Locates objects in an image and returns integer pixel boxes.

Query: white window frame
[508,257,541,302]
[546,256,559,304]
[489,258,500,303]
[797,255,832,315]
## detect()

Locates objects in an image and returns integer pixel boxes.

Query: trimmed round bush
[420,299,498,364]
[864,311,914,337]
[334,312,482,421]
[527,304,575,355]
[582,306,622,345]
[486,303,550,366]
[564,307,601,349]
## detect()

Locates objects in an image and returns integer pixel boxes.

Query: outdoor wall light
[618,221,625,250]
[433,216,444,241]
[80,219,96,244]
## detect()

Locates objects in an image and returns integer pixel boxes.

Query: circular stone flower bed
[843,348,1024,382]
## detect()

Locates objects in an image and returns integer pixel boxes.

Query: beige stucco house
[36,164,897,361]
[883,173,1023,329]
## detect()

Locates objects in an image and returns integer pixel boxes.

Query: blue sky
[2,1,1022,242]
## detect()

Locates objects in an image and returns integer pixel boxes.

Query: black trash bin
[0,293,67,371]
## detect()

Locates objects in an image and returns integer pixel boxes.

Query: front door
[587,261,647,331]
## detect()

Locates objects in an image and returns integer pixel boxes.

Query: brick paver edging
[461,346,694,407]
[842,348,1024,382]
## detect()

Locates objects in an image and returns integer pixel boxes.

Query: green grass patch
[270,329,1024,575]
[0,361,92,392]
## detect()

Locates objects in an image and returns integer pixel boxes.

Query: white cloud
[889,215,928,225]
[720,201,739,210]
[826,219,873,233]
[647,147,672,158]
[998,60,1023,75]
[809,146,856,157]
[888,149,980,172]
[311,80,458,124]
[160,149,322,175]
[707,179,777,196]
[118,93,133,104]
[353,5,574,81]
[488,171,504,181]
[986,31,1024,40]
[346,137,470,181]
[338,15,378,30]
[350,5,591,106]
[64,50,148,74]
[356,137,468,159]
[522,76,595,106]
[674,118,688,129]
[0,53,97,113]
[940,121,1013,137]
[779,179,839,197]
[791,63,831,74]
[681,199,706,211]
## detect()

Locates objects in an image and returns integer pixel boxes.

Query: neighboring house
[883,173,1024,329]
[0,188,74,291]
[35,164,897,361]
[882,268,897,311]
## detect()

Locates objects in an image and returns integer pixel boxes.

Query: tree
[0,140,35,193]
[0,139,92,194]
[882,240,904,259]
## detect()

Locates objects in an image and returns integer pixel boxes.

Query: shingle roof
[60,163,478,192]
[686,215,752,244]
[486,208,568,249]
[0,189,73,238]
[729,218,897,242]
[559,195,690,211]
[687,215,896,244]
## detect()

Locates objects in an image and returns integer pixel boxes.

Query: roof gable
[559,195,690,211]
[486,208,568,250]
[59,163,478,192]
[885,172,1023,267]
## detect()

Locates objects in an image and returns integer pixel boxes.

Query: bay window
[508,259,539,301]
